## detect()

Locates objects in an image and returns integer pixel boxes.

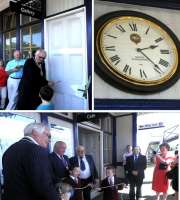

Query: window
[48,117,74,157]
[103,133,112,165]
[4,31,16,63]
[21,23,41,59]
[21,15,37,25]
[0,113,36,184]
[3,12,16,31]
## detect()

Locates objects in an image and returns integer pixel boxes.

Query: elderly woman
[152,143,175,200]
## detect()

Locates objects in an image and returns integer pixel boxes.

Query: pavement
[93,166,175,200]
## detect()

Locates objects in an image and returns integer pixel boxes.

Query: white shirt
[24,136,39,145]
[78,156,91,179]
[108,176,115,185]
[70,175,78,183]
[123,152,133,165]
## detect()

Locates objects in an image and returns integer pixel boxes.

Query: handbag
[159,162,168,170]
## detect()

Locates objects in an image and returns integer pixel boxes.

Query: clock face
[95,11,180,92]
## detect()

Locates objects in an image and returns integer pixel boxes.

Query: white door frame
[77,123,104,179]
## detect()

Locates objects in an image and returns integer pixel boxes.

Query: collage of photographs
[0,0,179,200]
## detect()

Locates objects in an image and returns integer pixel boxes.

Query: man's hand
[48,81,55,87]
[132,170,138,176]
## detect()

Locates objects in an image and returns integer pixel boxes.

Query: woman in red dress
[152,143,175,200]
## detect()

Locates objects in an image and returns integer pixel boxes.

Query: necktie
[109,178,113,186]
[80,157,86,171]
[61,156,68,167]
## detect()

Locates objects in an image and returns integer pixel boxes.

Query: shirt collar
[24,136,39,145]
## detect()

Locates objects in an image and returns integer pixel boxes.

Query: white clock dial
[98,16,178,85]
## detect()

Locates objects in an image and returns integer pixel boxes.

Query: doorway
[77,124,103,179]
[45,8,88,110]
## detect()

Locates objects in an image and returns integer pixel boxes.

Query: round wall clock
[95,10,180,93]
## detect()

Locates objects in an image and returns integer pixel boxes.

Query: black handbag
[159,162,168,170]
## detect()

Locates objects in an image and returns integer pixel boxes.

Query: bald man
[70,145,98,200]
[5,50,26,110]
[16,49,49,110]
[49,141,70,184]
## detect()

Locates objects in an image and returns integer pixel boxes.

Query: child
[63,166,83,200]
[0,59,8,109]
[36,85,54,110]
[100,166,124,200]
[57,182,74,200]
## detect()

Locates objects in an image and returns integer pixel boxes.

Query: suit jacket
[2,138,59,200]
[49,152,70,184]
[101,176,123,200]
[69,155,98,182]
[126,154,147,182]
[63,177,83,200]
[16,58,48,110]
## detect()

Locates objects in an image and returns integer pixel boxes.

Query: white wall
[0,0,9,11]
[94,0,180,100]
[46,0,84,16]
[115,114,133,177]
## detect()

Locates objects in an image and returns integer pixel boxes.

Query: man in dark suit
[16,49,51,110]
[70,145,98,200]
[49,141,70,184]
[2,123,59,200]
[126,146,147,200]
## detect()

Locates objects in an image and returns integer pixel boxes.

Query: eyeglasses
[39,56,46,60]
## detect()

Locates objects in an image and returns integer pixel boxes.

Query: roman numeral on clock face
[145,26,150,35]
[105,46,116,51]
[159,58,169,67]
[123,64,131,75]
[129,22,137,32]
[106,34,117,39]
[140,69,147,79]
[110,55,120,65]
[160,49,170,54]
[116,25,126,33]
[155,37,163,43]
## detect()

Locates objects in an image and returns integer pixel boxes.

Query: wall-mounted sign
[10,1,43,19]
[138,122,165,130]
[76,113,109,122]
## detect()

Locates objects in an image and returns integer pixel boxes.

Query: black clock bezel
[95,10,180,93]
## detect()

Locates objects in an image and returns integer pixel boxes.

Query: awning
[9,0,45,19]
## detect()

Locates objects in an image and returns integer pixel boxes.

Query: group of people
[1,122,179,200]
[0,49,54,110]
[123,144,178,200]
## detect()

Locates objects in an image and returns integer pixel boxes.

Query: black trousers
[129,178,143,200]
[81,177,92,200]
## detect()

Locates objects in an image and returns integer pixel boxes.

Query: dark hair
[106,165,116,171]
[40,85,54,101]
[69,165,79,171]
[159,143,170,151]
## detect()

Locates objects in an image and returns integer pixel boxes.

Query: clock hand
[137,49,163,73]
[137,45,158,51]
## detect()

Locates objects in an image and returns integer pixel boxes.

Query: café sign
[10,1,42,19]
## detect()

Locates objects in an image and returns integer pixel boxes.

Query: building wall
[115,114,133,177]
[0,0,9,11]
[46,0,84,16]
[94,0,180,100]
